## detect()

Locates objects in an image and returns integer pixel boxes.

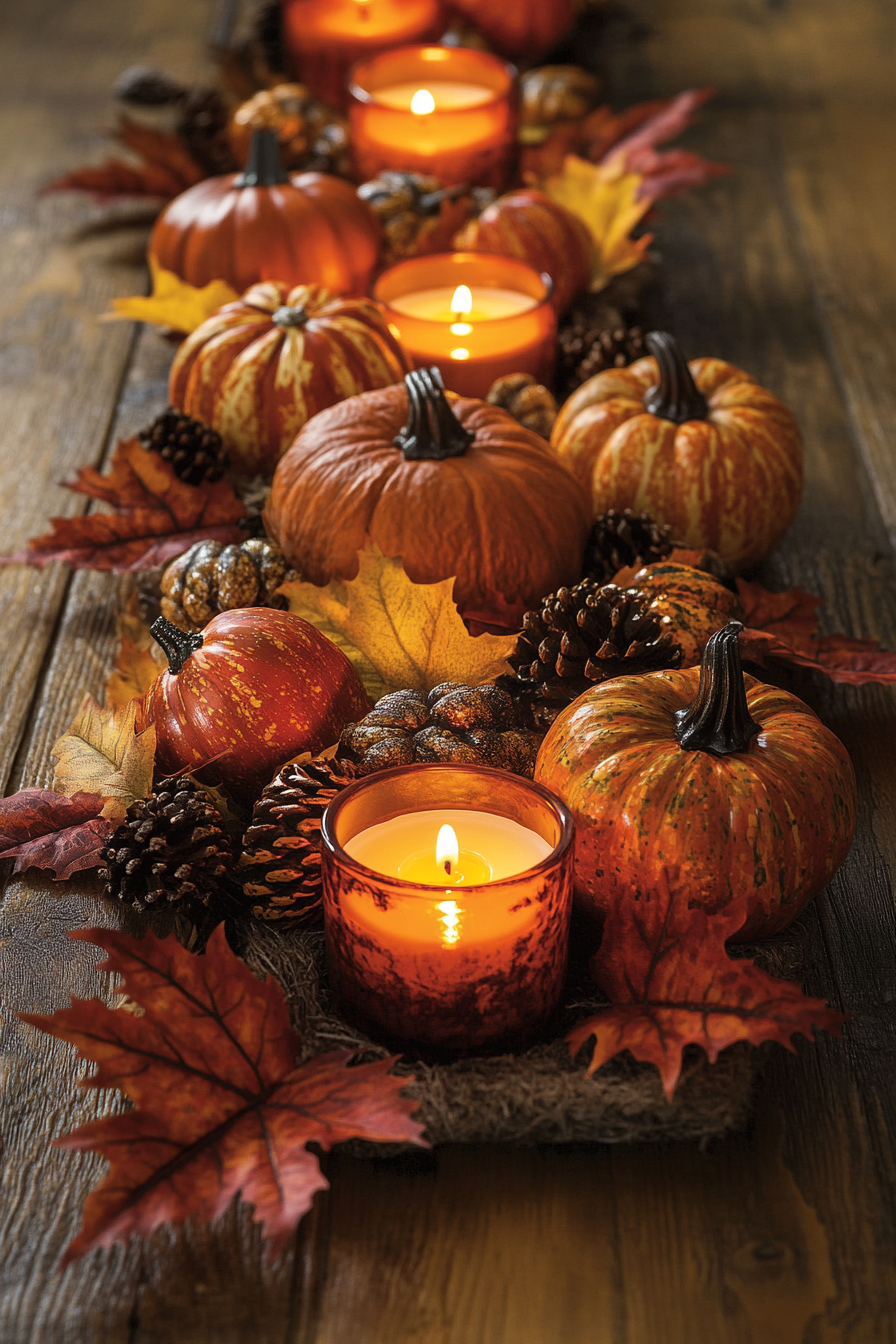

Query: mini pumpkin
[550,331,804,571]
[228,84,351,177]
[264,366,591,614]
[141,611,369,799]
[453,189,595,315]
[535,622,857,941]
[520,66,602,145]
[169,281,410,477]
[150,128,381,296]
[625,561,743,666]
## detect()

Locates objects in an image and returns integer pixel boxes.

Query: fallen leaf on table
[107,257,239,335]
[52,697,155,823]
[0,436,247,573]
[105,594,164,709]
[543,155,653,290]
[737,578,822,654]
[0,789,110,879]
[279,548,516,701]
[42,117,206,203]
[21,925,427,1265]
[568,884,844,1099]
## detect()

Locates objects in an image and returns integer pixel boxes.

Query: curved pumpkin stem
[151,616,204,675]
[674,621,761,755]
[393,367,475,461]
[643,331,708,424]
[234,127,290,188]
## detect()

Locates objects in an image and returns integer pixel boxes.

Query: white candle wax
[373,80,494,112]
[388,286,539,323]
[344,808,552,884]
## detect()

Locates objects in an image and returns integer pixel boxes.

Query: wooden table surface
[2,1,896,1340]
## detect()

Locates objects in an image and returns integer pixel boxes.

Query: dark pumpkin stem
[234,127,289,188]
[674,622,761,755]
[643,331,708,424]
[394,367,475,461]
[272,305,308,328]
[151,616,204,675]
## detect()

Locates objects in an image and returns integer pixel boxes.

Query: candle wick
[444,859,452,875]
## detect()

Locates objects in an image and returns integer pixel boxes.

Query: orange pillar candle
[320,764,575,1054]
[349,45,516,188]
[283,0,442,110]
[374,251,557,398]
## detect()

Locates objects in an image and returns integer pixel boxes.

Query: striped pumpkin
[551,332,804,572]
[453,188,594,315]
[169,282,411,477]
[535,622,857,941]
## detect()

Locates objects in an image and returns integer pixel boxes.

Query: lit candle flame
[410,88,436,116]
[436,823,459,877]
[450,285,473,316]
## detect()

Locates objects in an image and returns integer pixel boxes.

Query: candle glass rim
[374,252,555,327]
[348,44,516,112]
[320,762,575,895]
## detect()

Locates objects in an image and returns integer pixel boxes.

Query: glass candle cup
[283,0,442,111]
[320,764,575,1055]
[349,45,516,188]
[374,252,556,398]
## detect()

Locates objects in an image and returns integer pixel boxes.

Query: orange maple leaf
[1,437,247,572]
[42,117,206,202]
[105,594,164,709]
[21,926,427,1265]
[568,885,844,1099]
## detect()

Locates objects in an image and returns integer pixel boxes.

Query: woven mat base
[237,918,809,1148]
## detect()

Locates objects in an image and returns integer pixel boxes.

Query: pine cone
[339,684,542,777]
[557,317,646,397]
[99,780,233,913]
[486,373,558,439]
[177,87,236,177]
[229,85,351,177]
[583,509,674,584]
[160,536,298,631]
[139,408,228,485]
[238,757,360,925]
[498,581,683,731]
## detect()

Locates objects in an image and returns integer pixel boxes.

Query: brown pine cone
[486,373,558,440]
[177,87,236,177]
[339,684,542,777]
[238,757,360,925]
[498,581,683,731]
[139,408,228,485]
[583,509,674,584]
[99,780,233,913]
[160,537,298,631]
[557,317,646,397]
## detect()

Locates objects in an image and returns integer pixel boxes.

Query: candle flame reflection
[437,899,462,945]
[411,88,436,115]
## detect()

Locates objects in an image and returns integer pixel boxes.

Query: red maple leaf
[0,788,110,879]
[43,118,207,202]
[21,926,427,1265]
[1,437,247,572]
[567,887,844,1099]
[461,590,528,637]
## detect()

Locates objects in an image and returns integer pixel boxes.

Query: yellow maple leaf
[52,696,156,823]
[105,593,166,710]
[105,257,239,334]
[279,549,516,702]
[544,154,653,291]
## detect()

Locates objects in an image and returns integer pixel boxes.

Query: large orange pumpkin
[264,367,591,613]
[451,0,575,59]
[453,189,595,315]
[169,281,411,477]
[550,332,804,571]
[535,622,856,941]
[150,128,382,296]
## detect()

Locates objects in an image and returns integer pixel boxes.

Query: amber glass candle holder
[320,764,575,1056]
[374,252,556,398]
[282,0,442,111]
[349,45,516,188]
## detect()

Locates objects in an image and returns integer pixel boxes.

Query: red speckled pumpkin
[535,622,856,940]
[551,331,804,571]
[629,561,743,666]
[142,611,369,799]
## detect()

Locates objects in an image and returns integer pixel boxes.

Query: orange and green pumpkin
[535,621,856,940]
[550,332,804,571]
[629,561,743,666]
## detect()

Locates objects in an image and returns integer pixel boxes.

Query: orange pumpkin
[150,128,382,296]
[551,332,804,571]
[169,281,411,477]
[628,561,743,666]
[535,622,857,941]
[453,189,595,315]
[264,367,591,613]
[451,0,575,59]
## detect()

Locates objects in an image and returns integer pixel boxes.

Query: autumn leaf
[105,593,165,709]
[543,155,653,290]
[43,117,206,203]
[0,436,247,573]
[21,925,427,1265]
[568,886,844,1099]
[0,789,110,879]
[279,548,516,700]
[737,578,822,654]
[106,257,239,335]
[52,697,155,823]
[461,590,528,638]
